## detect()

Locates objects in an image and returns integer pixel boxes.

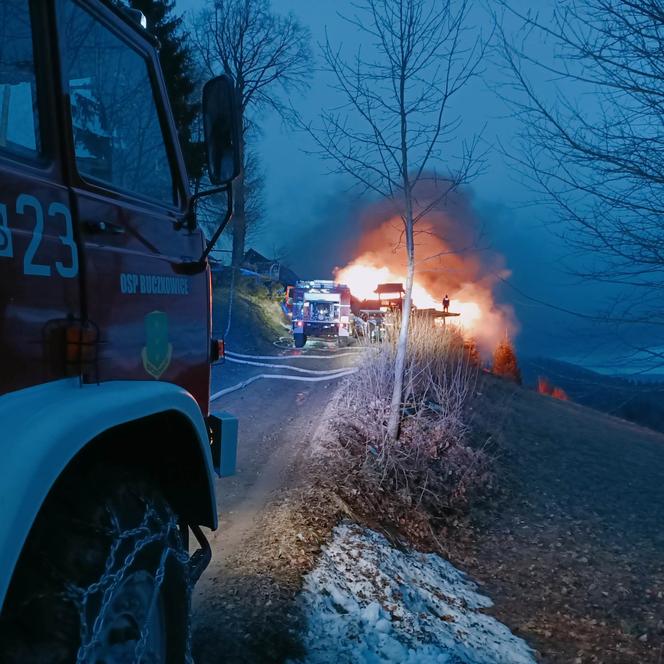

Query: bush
[334,317,492,525]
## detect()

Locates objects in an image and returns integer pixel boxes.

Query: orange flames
[334,210,517,353]
[338,262,484,327]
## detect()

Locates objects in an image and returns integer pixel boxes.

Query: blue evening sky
[174,0,643,370]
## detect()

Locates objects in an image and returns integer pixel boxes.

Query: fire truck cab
[291,280,352,348]
[0,1,240,660]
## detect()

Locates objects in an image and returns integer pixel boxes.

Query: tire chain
[64,502,195,664]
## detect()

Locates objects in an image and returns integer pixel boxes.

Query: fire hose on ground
[272,336,368,352]
[227,349,363,361]
[210,352,358,401]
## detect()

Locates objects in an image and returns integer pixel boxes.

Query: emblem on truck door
[141,311,173,379]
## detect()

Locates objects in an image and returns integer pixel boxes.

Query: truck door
[0,1,81,394]
[55,0,211,408]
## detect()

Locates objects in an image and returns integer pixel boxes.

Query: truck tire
[294,334,306,348]
[0,466,191,664]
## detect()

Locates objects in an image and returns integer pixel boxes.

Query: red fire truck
[0,2,240,660]
[291,280,352,348]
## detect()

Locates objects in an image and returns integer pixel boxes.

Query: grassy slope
[212,275,288,354]
[455,375,664,663]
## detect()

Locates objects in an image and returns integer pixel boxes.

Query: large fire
[338,262,484,327]
[334,207,516,353]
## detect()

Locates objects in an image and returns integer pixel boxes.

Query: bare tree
[306,0,486,442]
[195,145,265,248]
[243,148,266,242]
[496,1,664,370]
[192,0,311,267]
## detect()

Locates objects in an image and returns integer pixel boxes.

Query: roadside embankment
[198,294,664,663]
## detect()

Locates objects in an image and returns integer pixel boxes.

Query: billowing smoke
[334,184,518,354]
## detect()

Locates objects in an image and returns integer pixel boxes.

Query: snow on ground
[291,522,536,664]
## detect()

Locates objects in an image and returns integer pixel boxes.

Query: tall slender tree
[306,0,487,441]
[192,0,311,266]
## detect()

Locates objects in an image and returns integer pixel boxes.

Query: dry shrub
[551,386,569,401]
[335,316,492,528]
[538,376,553,395]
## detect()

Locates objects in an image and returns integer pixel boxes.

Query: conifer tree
[122,0,203,179]
[492,336,521,384]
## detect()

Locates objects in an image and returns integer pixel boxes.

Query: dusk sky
[177,0,653,372]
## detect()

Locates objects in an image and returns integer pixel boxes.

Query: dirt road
[192,339,356,663]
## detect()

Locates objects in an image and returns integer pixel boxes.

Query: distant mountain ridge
[521,357,664,433]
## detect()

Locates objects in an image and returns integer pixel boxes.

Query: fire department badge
[141,311,173,380]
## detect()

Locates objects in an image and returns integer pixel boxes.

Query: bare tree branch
[301,0,487,441]
[191,0,311,265]
[495,0,664,367]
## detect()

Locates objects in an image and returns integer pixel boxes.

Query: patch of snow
[290,522,536,664]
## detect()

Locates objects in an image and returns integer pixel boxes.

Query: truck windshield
[57,0,175,205]
[0,3,40,158]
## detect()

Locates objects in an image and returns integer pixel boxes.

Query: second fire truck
[291,280,352,348]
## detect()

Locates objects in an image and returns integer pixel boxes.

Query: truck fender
[0,378,217,610]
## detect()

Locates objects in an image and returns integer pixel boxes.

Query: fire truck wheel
[294,334,306,348]
[337,337,349,348]
[0,466,190,664]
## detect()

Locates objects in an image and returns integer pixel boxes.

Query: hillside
[453,375,664,663]
[197,295,664,662]
[212,271,288,353]
[521,357,664,433]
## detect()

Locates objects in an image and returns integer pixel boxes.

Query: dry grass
[334,317,493,535]
[445,374,664,663]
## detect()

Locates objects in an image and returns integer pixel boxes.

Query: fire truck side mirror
[203,75,241,186]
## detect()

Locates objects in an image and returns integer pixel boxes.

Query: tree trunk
[231,136,246,268]
[387,58,415,444]
[227,133,245,338]
[386,203,415,442]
